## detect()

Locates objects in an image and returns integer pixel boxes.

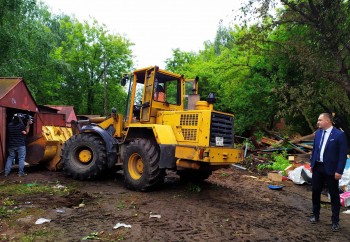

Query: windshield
[153,73,180,105]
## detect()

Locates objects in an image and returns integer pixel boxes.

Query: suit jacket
[310,127,348,175]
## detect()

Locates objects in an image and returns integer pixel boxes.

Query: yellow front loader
[60,66,243,191]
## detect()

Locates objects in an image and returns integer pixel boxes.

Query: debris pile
[240,131,315,175]
[237,129,350,206]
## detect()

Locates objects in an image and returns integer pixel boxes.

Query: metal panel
[0,78,37,112]
[0,107,6,172]
[33,113,66,135]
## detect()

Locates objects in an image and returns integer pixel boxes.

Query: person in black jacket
[4,114,32,177]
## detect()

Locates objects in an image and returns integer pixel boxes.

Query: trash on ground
[149,214,161,218]
[35,218,51,224]
[342,210,350,214]
[340,191,350,207]
[113,222,132,229]
[288,165,312,184]
[74,203,85,209]
[52,184,65,189]
[268,171,283,182]
[56,209,65,213]
[231,164,247,170]
[82,232,100,240]
[26,183,38,187]
[268,184,284,190]
[339,158,350,191]
[242,175,258,179]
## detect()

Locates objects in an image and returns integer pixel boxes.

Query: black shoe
[310,215,319,224]
[332,223,339,232]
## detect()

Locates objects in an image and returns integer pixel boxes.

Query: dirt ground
[1,166,350,242]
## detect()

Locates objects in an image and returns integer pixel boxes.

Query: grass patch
[18,227,59,242]
[220,172,229,177]
[116,201,126,210]
[0,206,18,218]
[0,182,73,196]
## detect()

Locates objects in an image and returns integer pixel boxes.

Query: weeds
[117,201,126,210]
[82,232,100,240]
[220,172,229,177]
[257,151,290,174]
[0,197,19,218]
[21,229,52,242]
[186,183,201,192]
[0,182,73,196]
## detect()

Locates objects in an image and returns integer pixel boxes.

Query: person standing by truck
[4,114,32,177]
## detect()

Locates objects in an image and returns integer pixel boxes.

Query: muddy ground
[1,166,350,242]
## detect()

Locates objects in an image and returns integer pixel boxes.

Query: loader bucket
[26,126,73,171]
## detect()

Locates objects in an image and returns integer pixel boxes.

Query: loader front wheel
[123,139,164,191]
[61,133,107,180]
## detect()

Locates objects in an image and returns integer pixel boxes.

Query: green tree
[51,17,133,114]
[240,0,350,132]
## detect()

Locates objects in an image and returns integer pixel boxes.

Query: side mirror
[121,74,128,86]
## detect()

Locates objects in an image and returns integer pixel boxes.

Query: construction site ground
[1,166,350,241]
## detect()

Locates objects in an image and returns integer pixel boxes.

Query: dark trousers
[312,162,340,223]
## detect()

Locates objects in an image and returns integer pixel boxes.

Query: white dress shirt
[320,126,333,162]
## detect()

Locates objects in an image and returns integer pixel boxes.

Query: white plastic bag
[288,166,312,184]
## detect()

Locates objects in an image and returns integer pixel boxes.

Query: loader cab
[123,66,185,125]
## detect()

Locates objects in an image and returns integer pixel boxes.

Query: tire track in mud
[208,169,350,242]
[12,169,350,241]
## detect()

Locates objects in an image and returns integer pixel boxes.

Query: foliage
[0,0,133,115]
[165,25,279,133]
[257,151,290,173]
[3,0,350,134]
[165,1,350,136]
[186,183,202,193]
[52,17,133,114]
[239,0,350,133]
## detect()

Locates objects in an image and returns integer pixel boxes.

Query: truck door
[140,67,156,122]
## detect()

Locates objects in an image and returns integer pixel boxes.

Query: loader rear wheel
[123,138,164,191]
[177,170,212,183]
[61,133,107,180]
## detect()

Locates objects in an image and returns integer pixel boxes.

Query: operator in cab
[154,84,166,102]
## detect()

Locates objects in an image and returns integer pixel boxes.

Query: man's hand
[335,172,342,180]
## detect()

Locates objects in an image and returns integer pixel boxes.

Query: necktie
[317,130,326,161]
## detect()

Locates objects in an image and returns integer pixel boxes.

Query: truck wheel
[123,138,164,191]
[177,170,212,183]
[61,133,107,180]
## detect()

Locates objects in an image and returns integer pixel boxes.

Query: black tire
[123,138,164,191]
[177,169,212,183]
[61,133,107,180]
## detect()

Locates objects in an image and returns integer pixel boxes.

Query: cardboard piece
[268,172,283,182]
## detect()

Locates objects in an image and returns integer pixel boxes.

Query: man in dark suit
[310,113,348,232]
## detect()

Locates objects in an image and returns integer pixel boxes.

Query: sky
[41,0,244,69]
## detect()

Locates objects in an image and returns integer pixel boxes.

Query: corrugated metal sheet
[0,78,38,112]
[45,105,77,127]
[33,113,66,135]
[0,107,6,172]
[0,78,22,100]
